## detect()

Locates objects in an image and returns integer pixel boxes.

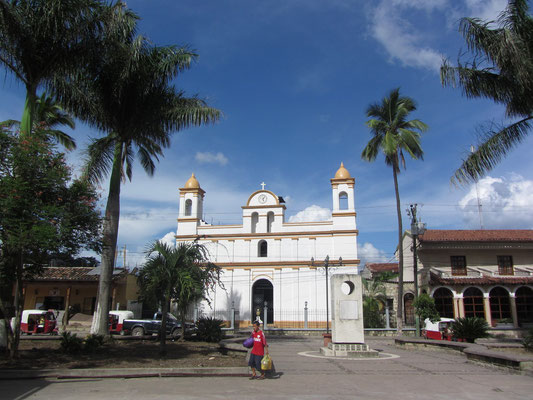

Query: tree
[361,88,428,335]
[0,131,101,358]
[362,271,397,329]
[137,241,222,355]
[0,0,115,137]
[441,0,533,185]
[413,293,440,324]
[65,13,220,336]
[2,93,76,150]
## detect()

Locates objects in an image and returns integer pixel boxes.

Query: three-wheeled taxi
[108,310,134,334]
[17,310,58,335]
[422,318,455,340]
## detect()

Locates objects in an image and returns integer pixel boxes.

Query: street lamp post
[312,255,342,334]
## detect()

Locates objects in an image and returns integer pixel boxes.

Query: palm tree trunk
[160,297,168,355]
[21,84,37,136]
[91,143,122,336]
[393,165,404,336]
[180,305,187,341]
[10,250,24,359]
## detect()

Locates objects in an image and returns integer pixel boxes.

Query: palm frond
[167,96,221,131]
[452,116,532,185]
[82,136,116,184]
[442,0,533,183]
[137,145,157,176]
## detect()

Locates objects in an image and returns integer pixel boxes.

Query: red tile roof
[419,230,533,243]
[26,267,126,282]
[429,272,533,286]
[366,263,399,274]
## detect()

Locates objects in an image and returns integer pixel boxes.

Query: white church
[175,163,360,328]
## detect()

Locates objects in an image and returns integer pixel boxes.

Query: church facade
[175,163,359,328]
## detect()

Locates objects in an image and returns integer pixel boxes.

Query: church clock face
[258,194,267,204]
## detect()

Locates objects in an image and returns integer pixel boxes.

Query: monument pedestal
[318,274,378,358]
[320,342,379,358]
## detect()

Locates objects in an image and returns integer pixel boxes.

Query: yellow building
[21,266,139,314]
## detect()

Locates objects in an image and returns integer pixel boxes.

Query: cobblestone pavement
[2,337,532,400]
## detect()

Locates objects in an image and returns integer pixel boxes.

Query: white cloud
[288,205,331,222]
[195,151,228,166]
[357,242,390,266]
[465,0,507,21]
[459,175,533,228]
[370,1,444,72]
[369,0,507,72]
[117,205,177,247]
[159,231,177,248]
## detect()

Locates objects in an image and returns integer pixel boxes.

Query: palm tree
[441,0,533,185]
[138,241,221,354]
[361,88,428,335]
[362,271,396,328]
[2,93,76,150]
[68,22,220,335]
[0,0,116,136]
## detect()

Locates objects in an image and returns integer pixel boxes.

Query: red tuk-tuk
[422,318,454,340]
[18,310,58,335]
[108,310,134,334]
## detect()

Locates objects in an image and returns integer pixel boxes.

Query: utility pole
[407,204,426,337]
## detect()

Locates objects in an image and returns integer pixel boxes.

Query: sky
[1,0,533,269]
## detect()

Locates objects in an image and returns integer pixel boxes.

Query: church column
[453,294,463,319]
[245,239,251,262]
[510,293,519,328]
[483,293,493,327]
[191,193,198,216]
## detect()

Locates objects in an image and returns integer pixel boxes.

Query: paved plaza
[1,336,532,400]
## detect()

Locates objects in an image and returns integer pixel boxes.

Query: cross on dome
[261,182,266,190]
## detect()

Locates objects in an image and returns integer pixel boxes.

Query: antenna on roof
[471,145,484,230]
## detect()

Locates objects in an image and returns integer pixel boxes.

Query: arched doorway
[463,287,485,318]
[516,286,533,326]
[433,287,454,318]
[490,286,511,324]
[404,293,415,326]
[252,279,273,324]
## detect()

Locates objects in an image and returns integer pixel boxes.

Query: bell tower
[177,173,205,235]
[331,162,356,228]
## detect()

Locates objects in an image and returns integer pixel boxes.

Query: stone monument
[320,273,378,357]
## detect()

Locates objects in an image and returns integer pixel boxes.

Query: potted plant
[495,318,514,329]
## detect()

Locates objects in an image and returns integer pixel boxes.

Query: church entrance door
[252,279,273,324]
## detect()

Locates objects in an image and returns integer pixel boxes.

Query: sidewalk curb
[0,367,250,380]
[395,337,533,375]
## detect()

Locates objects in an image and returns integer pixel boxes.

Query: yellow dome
[334,162,351,179]
[184,173,200,189]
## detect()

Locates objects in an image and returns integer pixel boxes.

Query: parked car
[108,310,134,334]
[422,317,455,340]
[12,309,58,335]
[121,312,193,339]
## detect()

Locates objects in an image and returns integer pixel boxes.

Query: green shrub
[196,317,223,342]
[60,331,83,353]
[363,300,385,328]
[413,293,440,323]
[84,334,105,353]
[452,317,490,343]
[522,328,533,352]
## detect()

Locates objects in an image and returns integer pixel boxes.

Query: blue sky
[1,0,533,268]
